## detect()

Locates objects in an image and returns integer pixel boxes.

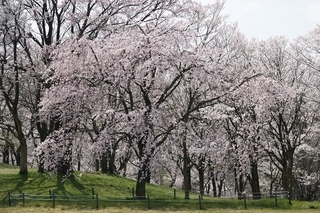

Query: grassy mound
[0,163,319,212]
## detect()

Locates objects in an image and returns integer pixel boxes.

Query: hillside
[0,163,200,210]
[0,163,189,197]
[0,163,319,211]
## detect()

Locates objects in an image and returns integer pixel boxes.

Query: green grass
[0,162,320,212]
[1,207,320,213]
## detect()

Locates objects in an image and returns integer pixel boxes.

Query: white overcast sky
[197,0,320,40]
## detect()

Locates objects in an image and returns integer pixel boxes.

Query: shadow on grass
[53,173,87,196]
[13,173,28,194]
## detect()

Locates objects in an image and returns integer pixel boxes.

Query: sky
[197,0,320,40]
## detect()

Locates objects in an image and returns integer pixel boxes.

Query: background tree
[255,37,318,203]
[0,1,34,174]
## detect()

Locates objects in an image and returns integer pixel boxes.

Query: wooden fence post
[92,188,95,199]
[147,195,151,209]
[198,195,202,210]
[52,194,55,208]
[22,193,25,207]
[174,188,176,199]
[96,194,99,209]
[275,194,278,207]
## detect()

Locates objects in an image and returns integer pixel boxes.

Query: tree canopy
[1,0,320,200]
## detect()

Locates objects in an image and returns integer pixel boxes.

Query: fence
[6,189,152,210]
[4,189,289,210]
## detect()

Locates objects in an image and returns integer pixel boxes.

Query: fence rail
[4,190,290,210]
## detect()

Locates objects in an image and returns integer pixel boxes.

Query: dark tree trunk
[95,159,100,172]
[145,168,151,184]
[281,157,292,202]
[108,151,116,174]
[136,157,150,198]
[3,146,9,164]
[36,115,61,173]
[16,146,21,166]
[19,141,28,174]
[234,165,246,199]
[211,172,217,197]
[135,138,150,198]
[77,160,81,171]
[57,161,72,174]
[136,168,146,199]
[183,139,191,199]
[239,174,245,198]
[287,151,294,204]
[234,167,238,196]
[10,150,15,165]
[199,167,205,195]
[38,161,45,173]
[57,141,72,174]
[101,154,107,173]
[119,153,130,176]
[218,178,224,197]
[250,162,261,199]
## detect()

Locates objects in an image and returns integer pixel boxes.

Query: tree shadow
[53,173,87,196]
[68,174,86,192]
[13,173,28,193]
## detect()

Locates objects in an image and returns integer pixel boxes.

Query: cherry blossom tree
[37,0,208,197]
[219,38,266,199]
[36,0,261,198]
[4,0,320,203]
[294,143,320,200]
[291,26,320,200]
[255,37,319,203]
[223,81,264,199]
[24,0,172,172]
[159,1,262,197]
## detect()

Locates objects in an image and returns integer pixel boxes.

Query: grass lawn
[0,163,319,212]
[1,207,320,213]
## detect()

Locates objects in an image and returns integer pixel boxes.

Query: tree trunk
[101,154,107,173]
[234,164,246,199]
[119,154,130,176]
[239,174,245,194]
[199,167,205,195]
[218,178,224,197]
[136,168,146,199]
[38,161,45,173]
[13,148,19,166]
[136,158,150,198]
[183,140,190,199]
[135,141,150,198]
[234,167,238,196]
[95,159,100,171]
[11,150,15,165]
[281,160,289,192]
[211,172,217,197]
[77,160,81,171]
[57,141,72,174]
[145,167,151,184]
[108,150,116,174]
[3,146,9,164]
[250,162,261,199]
[57,161,72,174]
[288,151,294,204]
[19,139,28,175]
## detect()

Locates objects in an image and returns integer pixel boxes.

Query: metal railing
[4,189,290,210]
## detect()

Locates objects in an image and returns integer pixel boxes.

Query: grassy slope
[0,163,319,212]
